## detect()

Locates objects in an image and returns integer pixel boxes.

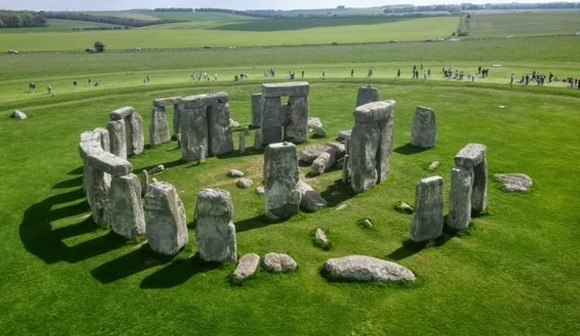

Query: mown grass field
[469,11,580,37]
[0,11,579,336]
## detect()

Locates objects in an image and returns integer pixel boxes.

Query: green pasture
[469,11,580,37]
[0,16,458,52]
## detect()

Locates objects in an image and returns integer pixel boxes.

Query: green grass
[150,11,262,22]
[0,15,459,52]
[0,19,123,34]
[470,11,580,37]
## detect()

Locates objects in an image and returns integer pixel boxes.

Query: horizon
[0,0,575,12]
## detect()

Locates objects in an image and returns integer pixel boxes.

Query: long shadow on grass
[91,244,174,284]
[386,231,456,261]
[319,178,357,207]
[20,178,126,264]
[235,214,288,233]
[393,143,430,156]
[136,158,185,174]
[140,253,221,289]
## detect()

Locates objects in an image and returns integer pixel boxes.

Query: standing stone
[140,169,149,198]
[239,127,248,153]
[448,166,473,230]
[356,85,380,107]
[107,119,127,159]
[410,176,444,242]
[207,103,234,156]
[126,112,144,156]
[195,188,237,263]
[472,156,488,215]
[173,104,182,138]
[251,93,263,128]
[253,129,262,150]
[150,105,171,147]
[308,117,326,137]
[85,164,111,227]
[342,154,350,183]
[410,106,436,148]
[261,97,283,145]
[264,142,301,219]
[284,95,309,143]
[110,174,145,239]
[180,107,208,162]
[144,181,188,256]
[199,145,206,163]
[94,128,110,153]
[349,101,395,193]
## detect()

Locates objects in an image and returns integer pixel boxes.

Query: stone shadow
[319,178,357,207]
[386,230,457,261]
[215,148,263,160]
[67,166,84,175]
[137,158,185,173]
[235,214,287,233]
[20,186,126,265]
[90,244,173,284]
[393,143,430,156]
[52,176,83,189]
[140,253,222,289]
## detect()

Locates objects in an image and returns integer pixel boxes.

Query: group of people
[191,72,217,82]
[509,71,580,89]
[27,78,104,96]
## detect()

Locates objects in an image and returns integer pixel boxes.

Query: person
[510,73,514,87]
[73,80,77,88]
[397,68,401,78]
[368,67,373,77]
[99,79,102,86]
[351,68,354,78]
[215,73,218,81]
[28,82,36,93]
[47,85,53,95]
[88,78,91,87]
[322,70,326,79]
[301,70,304,78]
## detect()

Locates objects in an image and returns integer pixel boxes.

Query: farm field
[1,10,580,336]
[469,11,580,37]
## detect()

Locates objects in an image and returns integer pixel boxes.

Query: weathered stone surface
[12,110,27,120]
[239,127,248,153]
[253,129,262,150]
[85,164,111,227]
[262,82,309,97]
[260,96,283,145]
[308,117,326,137]
[110,174,145,239]
[310,149,337,176]
[229,118,240,128]
[232,253,260,283]
[337,130,351,143]
[180,106,208,162]
[263,142,301,219]
[127,112,144,156]
[180,92,229,108]
[428,161,440,171]
[314,228,329,249]
[199,145,206,163]
[394,201,414,214]
[300,144,331,163]
[263,253,298,273]
[237,178,254,189]
[150,106,171,147]
[110,106,134,120]
[448,166,473,230]
[410,106,436,148]
[148,164,164,175]
[227,169,244,178]
[173,104,182,138]
[107,119,127,159]
[495,173,532,192]
[153,97,181,107]
[356,85,380,107]
[251,93,263,128]
[472,156,488,214]
[358,218,373,228]
[80,131,132,176]
[144,181,188,256]
[342,154,350,183]
[349,100,396,193]
[410,176,444,242]
[140,169,149,198]
[327,141,346,159]
[94,127,110,152]
[335,203,348,211]
[324,255,415,282]
[455,143,486,168]
[256,186,265,195]
[284,95,309,144]
[298,180,327,212]
[207,103,234,156]
[194,188,237,263]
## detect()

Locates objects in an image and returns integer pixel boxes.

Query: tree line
[0,10,46,28]
[44,12,181,27]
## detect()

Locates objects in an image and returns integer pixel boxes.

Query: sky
[0,0,555,11]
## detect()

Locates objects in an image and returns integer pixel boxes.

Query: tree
[94,41,105,53]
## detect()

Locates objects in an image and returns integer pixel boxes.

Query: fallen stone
[300,144,331,163]
[237,178,254,189]
[314,228,330,249]
[12,110,27,120]
[335,203,348,211]
[227,169,244,178]
[195,188,237,263]
[256,186,265,195]
[308,117,326,137]
[327,142,346,159]
[394,201,414,214]
[494,173,533,192]
[262,253,298,273]
[148,164,164,175]
[337,130,351,143]
[298,180,327,212]
[310,148,337,176]
[358,218,373,228]
[324,255,415,282]
[229,118,240,128]
[232,253,260,284]
[428,161,440,171]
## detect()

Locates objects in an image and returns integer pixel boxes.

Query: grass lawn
[469,11,580,37]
